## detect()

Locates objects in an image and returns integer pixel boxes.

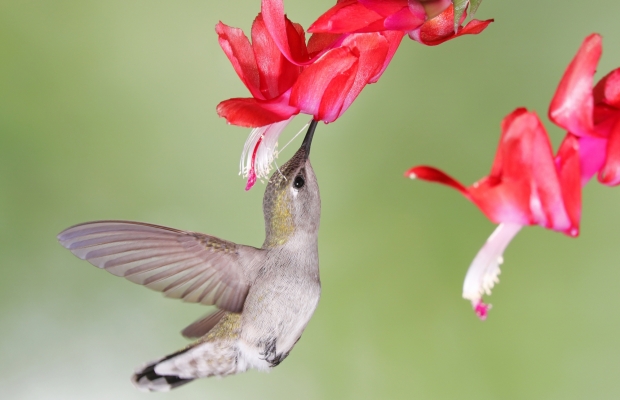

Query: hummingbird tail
[131,348,194,392]
[131,340,241,391]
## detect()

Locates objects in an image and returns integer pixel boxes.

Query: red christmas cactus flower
[218,0,404,190]
[549,33,620,186]
[308,0,427,34]
[406,109,581,319]
[309,0,493,46]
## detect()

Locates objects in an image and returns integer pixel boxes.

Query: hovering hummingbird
[57,120,322,391]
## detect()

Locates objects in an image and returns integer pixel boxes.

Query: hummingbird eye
[293,175,305,189]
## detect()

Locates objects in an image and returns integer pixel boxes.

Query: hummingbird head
[262,120,321,248]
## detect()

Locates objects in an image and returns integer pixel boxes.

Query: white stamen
[272,119,310,181]
[462,222,523,303]
[279,120,310,154]
[239,117,294,181]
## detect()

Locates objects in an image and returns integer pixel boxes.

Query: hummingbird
[57,120,322,391]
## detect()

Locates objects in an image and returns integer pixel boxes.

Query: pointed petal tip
[404,166,470,195]
[404,167,417,179]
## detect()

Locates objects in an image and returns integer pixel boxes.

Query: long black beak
[301,119,318,159]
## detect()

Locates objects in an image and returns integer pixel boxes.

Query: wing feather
[58,220,262,312]
[181,309,228,339]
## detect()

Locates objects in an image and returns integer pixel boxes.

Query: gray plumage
[57,121,322,391]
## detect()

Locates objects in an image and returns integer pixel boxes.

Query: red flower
[406,109,581,319]
[217,0,403,189]
[549,33,620,186]
[308,0,427,34]
[309,0,493,46]
[215,13,305,129]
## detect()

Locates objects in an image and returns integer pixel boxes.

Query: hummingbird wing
[180,309,228,339]
[57,220,262,312]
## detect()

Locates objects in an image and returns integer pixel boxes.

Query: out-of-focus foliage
[2,1,620,399]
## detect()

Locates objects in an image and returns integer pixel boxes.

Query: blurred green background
[3,1,620,399]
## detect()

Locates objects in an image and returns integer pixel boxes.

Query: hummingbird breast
[238,239,321,369]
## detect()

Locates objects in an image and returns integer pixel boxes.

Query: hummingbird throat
[265,189,295,247]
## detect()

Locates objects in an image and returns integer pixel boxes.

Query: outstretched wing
[57,220,263,312]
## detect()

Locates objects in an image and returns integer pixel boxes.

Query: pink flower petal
[555,134,581,234]
[575,135,607,185]
[289,47,359,122]
[408,5,493,46]
[359,0,409,17]
[410,109,577,232]
[549,34,602,138]
[307,32,341,58]
[405,165,470,197]
[309,1,385,34]
[594,68,620,108]
[261,0,316,65]
[251,14,303,99]
[339,33,391,114]
[216,95,299,128]
[383,4,425,31]
[599,117,620,186]
[369,31,405,83]
[216,22,262,99]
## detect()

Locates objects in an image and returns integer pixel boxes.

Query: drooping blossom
[217,0,403,190]
[309,0,493,46]
[549,33,620,186]
[405,109,581,319]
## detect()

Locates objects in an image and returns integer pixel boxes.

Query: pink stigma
[473,300,491,321]
[245,135,263,191]
[245,169,257,191]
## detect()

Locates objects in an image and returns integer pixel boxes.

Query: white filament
[462,222,523,303]
[239,117,293,181]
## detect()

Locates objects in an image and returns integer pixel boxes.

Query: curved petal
[317,61,360,122]
[309,1,385,34]
[469,111,537,225]
[217,95,299,128]
[527,115,574,232]
[555,134,581,234]
[599,116,620,186]
[470,111,575,232]
[594,68,620,108]
[251,14,302,99]
[405,166,471,197]
[261,0,314,65]
[488,108,529,177]
[369,31,405,83]
[216,22,262,99]
[549,34,602,137]
[409,5,493,46]
[289,47,358,122]
[383,4,425,31]
[339,33,390,114]
[575,135,607,185]
[359,0,409,17]
[307,32,341,58]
